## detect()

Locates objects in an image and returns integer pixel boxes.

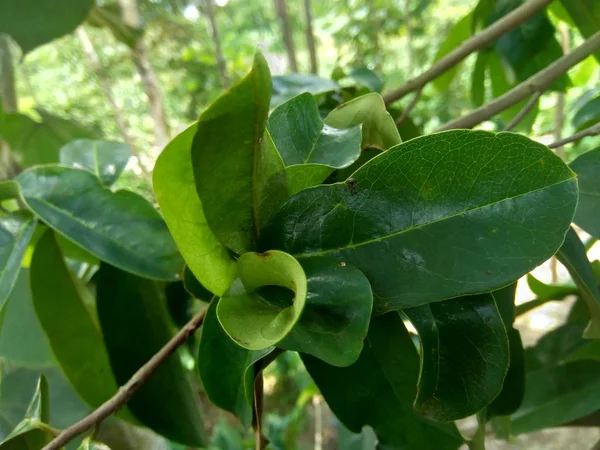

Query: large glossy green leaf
[30,231,133,420]
[432,13,472,91]
[154,123,237,296]
[192,53,286,254]
[324,93,401,151]
[0,112,95,167]
[265,130,577,313]
[280,259,372,367]
[511,360,600,434]
[0,270,54,367]
[17,166,183,281]
[0,0,94,54]
[488,284,525,417]
[96,264,205,447]
[198,299,272,427]
[268,93,362,194]
[559,0,600,63]
[556,227,600,338]
[303,313,463,449]
[271,74,339,107]
[405,292,509,421]
[570,148,600,239]
[217,250,307,350]
[60,139,130,186]
[0,376,54,449]
[0,213,36,309]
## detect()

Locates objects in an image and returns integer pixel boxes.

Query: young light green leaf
[511,360,600,434]
[17,165,183,281]
[279,259,372,367]
[405,292,509,421]
[0,181,20,202]
[303,313,463,448]
[96,264,206,447]
[570,147,600,239]
[198,299,273,427]
[0,0,95,54]
[265,130,577,313]
[192,52,286,254]
[30,231,134,421]
[217,250,307,350]
[268,92,362,194]
[556,227,600,338]
[516,275,578,316]
[77,437,111,450]
[60,139,130,186]
[154,123,237,296]
[0,213,36,309]
[324,93,401,151]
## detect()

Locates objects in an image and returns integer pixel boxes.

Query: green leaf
[556,227,600,338]
[192,53,286,254]
[30,231,134,420]
[17,166,183,281]
[0,181,20,202]
[516,275,578,316]
[559,0,600,63]
[525,322,588,371]
[182,266,213,302]
[271,74,339,107]
[405,292,509,421]
[511,360,600,434]
[471,52,488,107]
[268,92,362,194]
[0,270,54,367]
[488,284,525,417]
[324,93,401,151]
[570,147,600,239]
[0,376,54,449]
[573,96,600,131]
[0,0,94,54]
[198,299,272,427]
[303,313,463,448]
[0,213,36,309]
[154,123,237,296]
[77,437,111,450]
[346,67,384,93]
[279,259,372,367]
[87,5,143,49]
[265,130,577,313]
[60,139,131,186]
[1,111,95,167]
[217,250,307,350]
[488,52,539,132]
[96,264,206,447]
[433,13,473,91]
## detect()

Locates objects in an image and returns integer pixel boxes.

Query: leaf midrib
[295,176,575,257]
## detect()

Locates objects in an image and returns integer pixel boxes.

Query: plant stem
[468,410,487,450]
[383,0,552,105]
[41,306,209,450]
[549,122,600,149]
[504,92,542,131]
[438,31,600,131]
[395,89,422,125]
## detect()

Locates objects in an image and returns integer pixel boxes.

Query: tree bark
[273,0,298,72]
[118,0,170,147]
[76,27,136,153]
[303,0,318,74]
[0,35,21,181]
[203,0,229,88]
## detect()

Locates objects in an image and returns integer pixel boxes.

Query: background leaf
[559,0,600,63]
[60,139,130,186]
[570,147,600,239]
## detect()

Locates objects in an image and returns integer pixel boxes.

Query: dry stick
[503,91,542,131]
[252,348,284,450]
[395,89,422,126]
[382,0,553,106]
[548,122,600,149]
[41,307,209,450]
[438,31,600,131]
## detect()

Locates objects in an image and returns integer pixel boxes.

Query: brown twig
[437,31,600,131]
[252,348,284,450]
[548,122,600,149]
[382,0,553,105]
[41,307,209,450]
[503,91,542,131]
[395,89,422,126]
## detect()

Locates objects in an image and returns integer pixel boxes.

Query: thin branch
[503,91,541,131]
[395,89,422,126]
[303,0,318,74]
[383,0,553,105]
[253,372,267,450]
[203,0,229,87]
[548,122,600,149]
[41,307,209,450]
[438,31,600,131]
